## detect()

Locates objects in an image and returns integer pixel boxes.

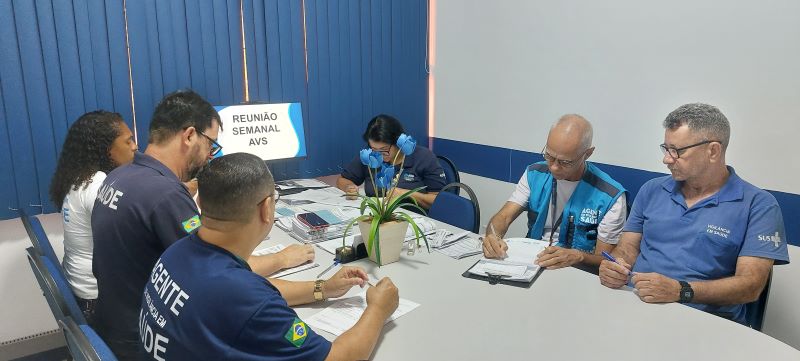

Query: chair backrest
[26,247,87,325]
[60,316,118,361]
[436,155,460,195]
[428,182,481,233]
[20,212,61,266]
[745,271,772,331]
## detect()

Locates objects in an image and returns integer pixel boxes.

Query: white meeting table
[257,185,800,361]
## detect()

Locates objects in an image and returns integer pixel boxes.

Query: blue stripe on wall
[432,137,800,246]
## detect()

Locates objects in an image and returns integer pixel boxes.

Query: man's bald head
[544,114,595,180]
[549,114,593,151]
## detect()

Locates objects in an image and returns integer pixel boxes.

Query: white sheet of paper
[470,261,528,277]
[305,293,420,336]
[252,244,287,255]
[503,238,548,265]
[435,237,482,259]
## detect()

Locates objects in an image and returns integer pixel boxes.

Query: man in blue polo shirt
[599,103,789,324]
[483,115,628,271]
[92,90,315,359]
[139,153,399,361]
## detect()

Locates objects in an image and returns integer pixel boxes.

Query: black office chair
[427,182,481,233]
[745,271,773,331]
[436,155,460,195]
[60,316,118,361]
[26,247,87,325]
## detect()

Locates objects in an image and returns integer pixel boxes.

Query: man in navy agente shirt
[139,153,400,361]
[599,103,789,325]
[92,90,315,359]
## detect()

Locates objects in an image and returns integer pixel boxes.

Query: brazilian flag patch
[284,317,308,347]
[181,215,201,233]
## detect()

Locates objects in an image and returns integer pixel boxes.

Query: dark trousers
[76,297,96,325]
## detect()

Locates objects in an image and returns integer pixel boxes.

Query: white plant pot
[358,219,408,266]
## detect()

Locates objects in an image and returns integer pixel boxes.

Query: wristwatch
[313,280,326,301]
[678,281,694,303]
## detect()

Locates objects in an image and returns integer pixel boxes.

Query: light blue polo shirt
[624,167,789,324]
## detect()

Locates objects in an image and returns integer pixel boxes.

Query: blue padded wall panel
[242,0,308,179]
[0,0,132,219]
[256,0,428,181]
[126,0,244,147]
[0,0,429,220]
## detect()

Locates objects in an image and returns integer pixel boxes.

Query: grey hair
[554,114,593,151]
[663,103,730,148]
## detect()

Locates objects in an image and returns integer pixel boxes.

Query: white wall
[0,214,64,343]
[433,0,800,194]
[433,0,800,349]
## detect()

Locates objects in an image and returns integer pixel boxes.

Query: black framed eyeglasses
[541,146,586,168]
[258,188,281,205]
[659,140,720,159]
[370,145,391,156]
[198,130,223,156]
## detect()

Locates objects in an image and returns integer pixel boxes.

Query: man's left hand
[277,244,315,269]
[535,246,584,269]
[632,272,681,303]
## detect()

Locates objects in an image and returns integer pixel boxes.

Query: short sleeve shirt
[624,167,789,323]
[92,152,199,348]
[140,234,331,361]
[341,146,447,197]
[62,171,106,299]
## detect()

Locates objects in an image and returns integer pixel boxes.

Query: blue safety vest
[526,161,626,253]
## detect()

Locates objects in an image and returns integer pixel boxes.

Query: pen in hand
[316,259,340,278]
[489,222,501,239]
[601,251,633,277]
[488,223,507,258]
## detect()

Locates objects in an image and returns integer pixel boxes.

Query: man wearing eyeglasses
[91,90,315,359]
[599,103,789,325]
[483,114,628,272]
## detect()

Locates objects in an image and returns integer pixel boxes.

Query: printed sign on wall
[214,103,307,161]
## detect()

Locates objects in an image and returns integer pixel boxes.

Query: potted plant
[341,134,430,266]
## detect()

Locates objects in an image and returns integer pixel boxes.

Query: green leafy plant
[341,134,430,265]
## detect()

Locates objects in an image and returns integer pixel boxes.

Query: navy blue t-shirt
[92,152,199,354]
[139,234,332,361]
[341,145,446,198]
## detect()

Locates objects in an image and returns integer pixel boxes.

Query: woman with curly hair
[49,110,137,319]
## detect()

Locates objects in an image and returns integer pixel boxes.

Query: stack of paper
[275,178,330,190]
[289,218,355,244]
[305,292,420,336]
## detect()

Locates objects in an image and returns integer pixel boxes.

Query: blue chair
[745,271,772,331]
[19,211,61,267]
[428,182,481,233]
[60,316,117,361]
[436,155,460,195]
[26,247,87,325]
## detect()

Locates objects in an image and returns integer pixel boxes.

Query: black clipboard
[461,259,543,288]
